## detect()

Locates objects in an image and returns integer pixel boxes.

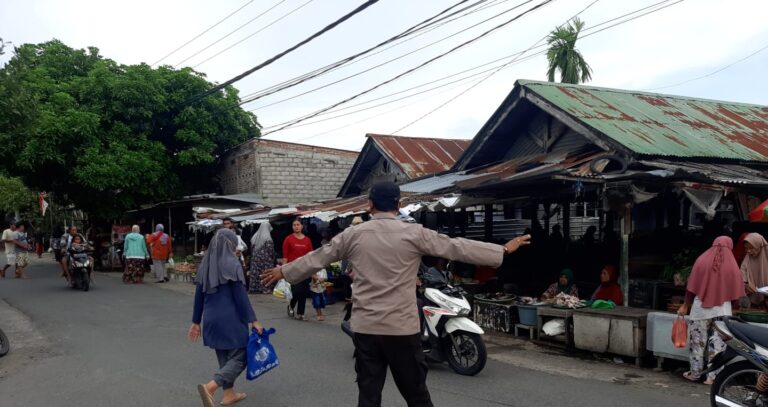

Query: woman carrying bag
[678,236,744,384]
[188,228,264,407]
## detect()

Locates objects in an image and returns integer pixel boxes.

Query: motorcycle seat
[729,320,768,348]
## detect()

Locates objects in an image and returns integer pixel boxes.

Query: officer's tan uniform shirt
[283,212,504,335]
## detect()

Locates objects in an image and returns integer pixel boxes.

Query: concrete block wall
[219,139,358,206]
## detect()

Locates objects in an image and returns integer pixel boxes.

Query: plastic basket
[517,304,539,326]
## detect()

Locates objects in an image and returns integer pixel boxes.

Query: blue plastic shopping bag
[246,328,279,380]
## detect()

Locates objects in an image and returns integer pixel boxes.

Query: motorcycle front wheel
[0,328,9,357]
[710,360,765,406]
[444,332,487,376]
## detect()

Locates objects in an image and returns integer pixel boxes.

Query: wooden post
[544,204,551,234]
[563,202,571,240]
[194,229,198,253]
[447,209,456,237]
[459,208,467,237]
[168,208,173,238]
[620,206,631,302]
[484,204,493,242]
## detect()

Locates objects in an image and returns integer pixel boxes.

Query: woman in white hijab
[247,222,276,294]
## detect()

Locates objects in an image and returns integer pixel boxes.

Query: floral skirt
[124,258,146,283]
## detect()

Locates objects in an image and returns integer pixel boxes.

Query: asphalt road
[0,258,706,407]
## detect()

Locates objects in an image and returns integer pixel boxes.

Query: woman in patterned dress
[248,223,276,294]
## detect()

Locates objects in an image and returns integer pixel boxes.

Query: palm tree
[546,17,593,84]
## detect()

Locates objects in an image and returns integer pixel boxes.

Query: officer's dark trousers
[353,333,434,407]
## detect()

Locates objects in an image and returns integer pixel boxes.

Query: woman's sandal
[221,393,247,406]
[197,384,215,407]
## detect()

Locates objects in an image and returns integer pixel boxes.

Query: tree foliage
[0,174,34,214]
[0,40,260,220]
[546,18,593,84]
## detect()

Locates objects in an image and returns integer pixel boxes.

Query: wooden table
[536,306,575,347]
[572,307,651,366]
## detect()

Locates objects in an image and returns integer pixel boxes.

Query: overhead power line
[391,0,686,132]
[243,0,534,111]
[263,0,674,133]
[646,41,768,91]
[151,0,254,66]
[191,0,316,69]
[240,0,512,106]
[261,0,553,136]
[239,0,495,105]
[172,0,288,68]
[276,0,684,142]
[392,0,601,133]
[181,0,381,106]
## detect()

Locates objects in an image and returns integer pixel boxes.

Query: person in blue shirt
[188,228,263,407]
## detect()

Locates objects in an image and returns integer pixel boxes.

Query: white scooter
[341,265,487,376]
[419,266,487,376]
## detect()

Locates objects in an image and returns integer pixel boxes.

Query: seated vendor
[591,265,623,305]
[541,269,579,301]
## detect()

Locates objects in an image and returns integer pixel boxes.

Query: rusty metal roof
[368,134,471,178]
[520,80,768,162]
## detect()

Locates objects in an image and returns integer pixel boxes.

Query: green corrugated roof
[519,80,768,162]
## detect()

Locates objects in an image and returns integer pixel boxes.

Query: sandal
[317,316,325,321]
[197,384,215,407]
[683,371,700,382]
[221,393,247,406]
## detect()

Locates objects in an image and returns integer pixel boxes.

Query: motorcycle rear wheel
[445,332,487,376]
[0,328,9,357]
[710,360,764,406]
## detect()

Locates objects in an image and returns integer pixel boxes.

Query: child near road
[310,269,327,321]
[14,224,30,279]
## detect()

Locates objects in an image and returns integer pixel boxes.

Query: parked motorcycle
[341,265,487,376]
[68,244,92,292]
[707,316,768,406]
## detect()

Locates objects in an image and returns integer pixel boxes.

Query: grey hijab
[195,229,245,294]
[250,222,273,250]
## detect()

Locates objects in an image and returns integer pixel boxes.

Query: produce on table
[553,293,587,309]
[169,262,196,273]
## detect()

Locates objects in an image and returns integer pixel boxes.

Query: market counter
[572,307,651,366]
[646,311,689,369]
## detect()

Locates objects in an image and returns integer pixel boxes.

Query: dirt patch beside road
[0,299,55,380]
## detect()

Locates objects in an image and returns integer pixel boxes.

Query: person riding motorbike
[60,227,93,283]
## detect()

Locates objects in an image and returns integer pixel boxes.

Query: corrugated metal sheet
[399,172,481,193]
[639,160,768,185]
[456,151,605,190]
[368,134,472,178]
[520,80,768,161]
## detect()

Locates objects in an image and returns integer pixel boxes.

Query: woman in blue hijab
[188,228,263,407]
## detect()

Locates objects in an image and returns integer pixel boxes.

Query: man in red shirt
[282,218,313,320]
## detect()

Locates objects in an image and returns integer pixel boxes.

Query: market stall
[537,306,575,348]
[572,307,651,366]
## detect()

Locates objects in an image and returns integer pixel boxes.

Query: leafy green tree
[0,175,34,214]
[0,40,260,220]
[546,17,593,84]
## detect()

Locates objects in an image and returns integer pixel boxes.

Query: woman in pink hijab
[678,236,745,384]
[741,233,768,307]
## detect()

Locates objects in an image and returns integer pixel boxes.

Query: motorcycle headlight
[445,300,470,316]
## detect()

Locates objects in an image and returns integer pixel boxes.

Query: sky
[1,0,767,152]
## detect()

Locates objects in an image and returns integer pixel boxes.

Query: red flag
[39,192,49,216]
